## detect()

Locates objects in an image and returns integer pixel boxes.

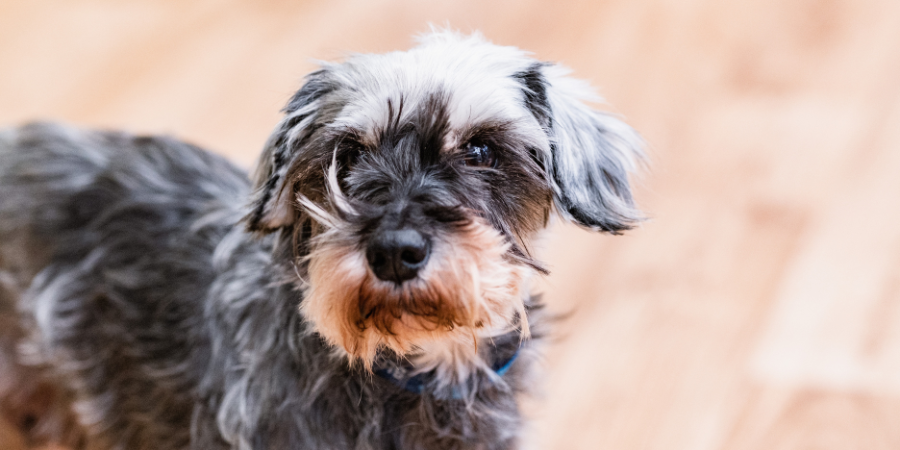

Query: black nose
[366,229,431,284]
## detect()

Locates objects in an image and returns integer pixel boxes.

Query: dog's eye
[463,143,496,168]
[342,140,367,167]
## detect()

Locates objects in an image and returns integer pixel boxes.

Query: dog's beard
[299,212,530,369]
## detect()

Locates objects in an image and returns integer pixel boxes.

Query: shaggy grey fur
[0,122,538,449]
[0,32,642,450]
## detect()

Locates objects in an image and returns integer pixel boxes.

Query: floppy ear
[515,63,643,233]
[245,69,336,232]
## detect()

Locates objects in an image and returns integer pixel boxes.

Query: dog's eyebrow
[459,121,516,140]
[326,125,365,141]
[448,121,525,156]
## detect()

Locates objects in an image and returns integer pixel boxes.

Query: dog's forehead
[327,38,538,141]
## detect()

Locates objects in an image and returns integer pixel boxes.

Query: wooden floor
[3,0,900,448]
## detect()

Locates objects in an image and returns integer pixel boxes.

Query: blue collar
[373,341,523,396]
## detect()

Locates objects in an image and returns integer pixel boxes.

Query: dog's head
[245,31,642,368]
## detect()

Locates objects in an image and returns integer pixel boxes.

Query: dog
[0,31,642,450]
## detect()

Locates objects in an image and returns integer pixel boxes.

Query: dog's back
[0,122,250,448]
[0,123,250,275]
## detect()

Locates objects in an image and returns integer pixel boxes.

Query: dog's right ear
[514,63,644,234]
[246,69,336,233]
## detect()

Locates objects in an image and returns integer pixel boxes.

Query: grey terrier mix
[0,32,642,449]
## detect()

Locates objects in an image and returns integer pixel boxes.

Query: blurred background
[3,0,900,448]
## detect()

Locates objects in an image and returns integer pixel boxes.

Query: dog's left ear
[515,63,643,233]
[246,69,336,232]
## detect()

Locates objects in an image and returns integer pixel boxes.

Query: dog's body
[0,32,642,449]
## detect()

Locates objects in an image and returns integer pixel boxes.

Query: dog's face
[245,32,642,368]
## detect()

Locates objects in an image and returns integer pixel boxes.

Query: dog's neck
[373,327,526,398]
[373,338,522,398]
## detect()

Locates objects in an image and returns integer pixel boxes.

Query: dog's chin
[300,220,530,371]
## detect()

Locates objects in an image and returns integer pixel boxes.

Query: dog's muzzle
[365,229,431,283]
